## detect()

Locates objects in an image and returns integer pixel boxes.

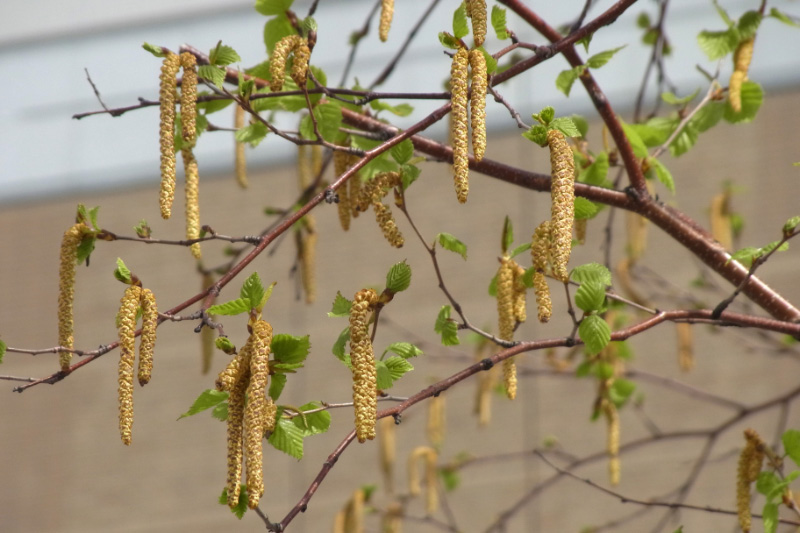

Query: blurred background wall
[2,1,800,532]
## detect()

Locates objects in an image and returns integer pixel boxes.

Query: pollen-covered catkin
[737,429,766,533]
[450,47,470,203]
[58,223,88,370]
[290,38,310,89]
[379,416,396,493]
[676,322,694,372]
[226,364,250,508]
[216,338,252,392]
[512,262,527,324]
[118,285,142,446]
[427,395,446,449]
[263,397,278,433]
[159,53,181,219]
[531,220,551,272]
[467,0,487,47]
[299,215,317,304]
[334,149,352,230]
[181,147,202,259]
[245,320,273,509]
[379,0,394,42]
[201,274,215,374]
[604,401,620,485]
[350,289,379,443]
[468,49,487,162]
[710,192,733,250]
[547,129,575,282]
[234,105,248,188]
[179,52,198,147]
[270,35,302,92]
[533,272,552,323]
[497,258,517,399]
[729,38,754,113]
[344,489,365,533]
[373,202,404,248]
[137,288,158,386]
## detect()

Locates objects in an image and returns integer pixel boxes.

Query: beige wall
[2,90,800,532]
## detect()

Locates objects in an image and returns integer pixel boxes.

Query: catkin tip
[379,0,394,42]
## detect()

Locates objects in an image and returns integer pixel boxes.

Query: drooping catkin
[181,147,202,259]
[118,285,142,446]
[334,149,352,230]
[373,202,404,248]
[245,320,273,509]
[179,52,198,147]
[531,220,551,272]
[349,289,379,443]
[159,53,181,219]
[216,338,252,392]
[234,105,248,188]
[512,262,527,324]
[427,395,446,449]
[291,38,311,89]
[379,416,396,493]
[201,274,215,374]
[226,364,250,508]
[299,215,318,304]
[533,272,552,323]
[729,38,754,113]
[676,322,694,372]
[710,192,733,250]
[379,0,394,42]
[474,340,496,426]
[270,35,302,92]
[603,401,620,485]
[467,0,487,47]
[58,223,88,370]
[408,447,439,514]
[737,429,766,533]
[468,49,487,162]
[497,257,517,399]
[344,489,365,533]
[547,129,575,282]
[382,502,403,533]
[450,47,470,203]
[137,288,158,386]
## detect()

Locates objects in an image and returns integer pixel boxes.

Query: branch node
[480,358,495,371]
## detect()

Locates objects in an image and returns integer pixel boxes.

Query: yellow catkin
[297,144,311,191]
[676,322,694,372]
[379,416,396,493]
[427,395,446,449]
[226,363,250,508]
[344,489,365,533]
[234,105,248,188]
[334,149,352,230]
[348,155,364,218]
[531,220,551,272]
[604,401,620,485]
[373,202,404,248]
[181,147,202,259]
[245,320,273,509]
[311,144,322,175]
[356,171,400,213]
[497,257,517,399]
[547,129,575,282]
[474,344,496,426]
[511,262,527,324]
[469,49,487,161]
[216,338,252,392]
[382,502,403,533]
[350,289,379,443]
[615,257,649,308]
[57,223,88,370]
[291,38,311,89]
[201,274,215,374]
[729,38,754,113]
[270,35,302,92]
[710,192,733,250]
[424,448,439,514]
[332,508,346,533]
[450,47,470,203]
[118,285,142,446]
[467,0,487,47]
[179,52,198,147]
[159,53,181,219]
[737,429,766,533]
[263,397,278,433]
[626,211,648,262]
[379,0,394,42]
[137,288,158,386]
[575,218,587,244]
[533,271,552,323]
[299,215,317,304]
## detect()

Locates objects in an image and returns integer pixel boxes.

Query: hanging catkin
[159,53,181,219]
[467,0,487,47]
[234,105,248,188]
[469,49,487,162]
[379,0,394,42]
[137,288,158,386]
[118,285,142,445]
[179,52,198,147]
[729,38,754,113]
[349,289,379,442]
[181,147,202,259]
[497,257,517,399]
[245,320,273,509]
[547,130,575,282]
[57,222,89,371]
[450,47,470,203]
[270,35,302,92]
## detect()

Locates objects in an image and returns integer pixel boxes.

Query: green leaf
[434,306,460,346]
[437,233,468,260]
[697,28,739,60]
[269,373,287,401]
[491,6,509,40]
[609,378,636,407]
[478,46,498,75]
[579,314,611,355]
[574,197,600,220]
[390,139,414,165]
[440,468,461,491]
[240,272,265,310]
[737,11,762,40]
[264,14,295,54]
[400,164,421,189]
[302,16,318,34]
[438,32,460,50]
[667,122,699,157]
[386,261,412,293]
[268,416,305,459]
[114,257,132,284]
[579,151,609,186]
[255,0,293,16]
[661,89,699,106]
[197,65,225,88]
[332,327,350,361]
[258,281,276,311]
[585,46,626,69]
[207,298,252,316]
[510,242,531,258]
[571,114,589,137]
[502,216,513,254]
[724,81,763,124]
[142,42,166,58]
[783,429,800,467]
[370,100,414,117]
[783,216,800,236]
[76,235,96,266]
[384,356,413,382]
[235,122,268,147]
[210,42,241,66]
[571,263,612,286]
[314,102,344,142]
[620,122,649,158]
[212,402,228,421]
[713,0,734,28]
[555,67,581,97]
[650,158,676,193]
[759,240,790,257]
[536,106,555,125]
[522,124,548,146]
[178,389,229,419]
[550,117,581,138]
[690,101,725,133]
[271,334,310,365]
[728,246,759,267]
[215,337,235,353]
[292,402,331,435]
[453,2,469,39]
[383,342,423,359]
[0,339,6,364]
[629,117,674,148]
[763,502,779,533]
[488,273,498,297]
[329,291,353,317]
[769,8,800,28]
[575,281,606,312]
[376,360,394,390]
[219,485,248,519]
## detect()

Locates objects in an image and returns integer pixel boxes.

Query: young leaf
[0,339,6,365]
[383,342,423,359]
[209,42,241,66]
[697,28,739,60]
[661,89,699,106]
[555,67,581,97]
[723,81,763,124]
[728,246,759,267]
[390,138,414,165]
[737,11,762,40]
[783,216,800,237]
[258,281,276,311]
[215,337,235,353]
[197,65,226,88]
[579,314,611,355]
[268,416,305,459]
[575,280,606,312]
[434,305,460,346]
[255,0,294,16]
[314,102,344,142]
[550,117,582,138]
[510,242,532,258]
[452,2,469,40]
[240,272,265,309]
[502,216,513,254]
[437,233,468,260]
[292,402,331,435]
[438,32,460,50]
[375,360,394,390]
[142,42,167,58]
[571,263,612,286]
[782,429,800,467]
[650,158,676,193]
[235,122,269,147]
[585,46,626,69]
[574,197,600,220]
[491,6,509,40]
[207,298,252,316]
[264,13,295,54]
[762,502,779,533]
[609,378,636,407]
[271,334,310,365]
[114,257,132,284]
[579,152,609,187]
[384,356,413,382]
[386,261,412,293]
[329,291,353,317]
[178,389,229,419]
[620,122,649,158]
[370,100,414,117]
[571,114,589,137]
[769,7,800,28]
[219,485,249,519]
[332,327,350,361]
[689,101,725,133]
[522,124,548,146]
[269,373,287,401]
[212,402,228,421]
